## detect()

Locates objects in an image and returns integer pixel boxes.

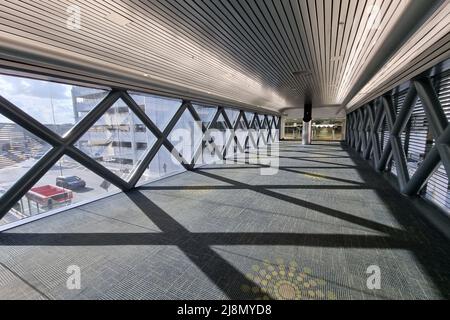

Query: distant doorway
[312,119,345,141]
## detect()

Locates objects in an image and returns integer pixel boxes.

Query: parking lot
[0,157,124,225]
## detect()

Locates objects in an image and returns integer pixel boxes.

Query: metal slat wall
[425,71,450,211]
[346,60,450,216]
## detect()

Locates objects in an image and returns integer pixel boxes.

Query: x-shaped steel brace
[189,106,228,168]
[356,107,370,153]
[0,90,128,218]
[349,76,450,197]
[0,90,194,219]
[403,78,450,195]
[376,86,417,176]
[221,108,245,159]
[380,94,412,190]
[363,100,385,167]
[0,86,279,220]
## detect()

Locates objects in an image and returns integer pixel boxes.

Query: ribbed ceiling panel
[0,0,446,113]
[347,0,450,111]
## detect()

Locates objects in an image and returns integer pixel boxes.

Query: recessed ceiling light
[292,70,311,77]
[106,12,132,26]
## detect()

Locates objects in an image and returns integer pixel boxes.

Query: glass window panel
[194,113,228,167]
[209,113,228,131]
[258,114,266,127]
[244,112,255,125]
[261,129,269,143]
[0,121,52,196]
[198,137,223,166]
[269,128,279,143]
[251,116,260,130]
[224,108,239,126]
[236,119,248,149]
[0,74,109,137]
[138,146,186,185]
[168,110,203,163]
[0,155,119,227]
[192,104,217,128]
[248,129,259,150]
[129,92,182,132]
[75,99,157,182]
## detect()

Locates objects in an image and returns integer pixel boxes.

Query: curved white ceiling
[347,0,450,111]
[0,0,447,113]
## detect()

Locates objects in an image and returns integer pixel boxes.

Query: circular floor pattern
[241,258,337,300]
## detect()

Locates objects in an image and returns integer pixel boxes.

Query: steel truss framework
[0,87,280,222]
[346,70,450,199]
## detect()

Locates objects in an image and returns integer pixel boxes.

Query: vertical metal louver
[346,61,450,216]
[425,71,450,213]
[406,97,428,178]
[382,117,392,171]
[391,89,408,176]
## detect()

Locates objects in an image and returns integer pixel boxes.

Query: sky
[0,74,80,125]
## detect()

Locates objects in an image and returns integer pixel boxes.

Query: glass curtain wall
[0,72,279,228]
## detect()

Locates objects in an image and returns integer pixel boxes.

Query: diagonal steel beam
[241,112,251,151]
[0,90,124,219]
[64,91,123,144]
[127,102,191,187]
[403,146,441,196]
[238,111,249,151]
[361,108,370,153]
[0,95,62,147]
[363,103,375,160]
[186,103,226,162]
[347,113,352,146]
[352,111,360,149]
[347,113,353,147]
[275,116,281,130]
[352,112,358,148]
[248,113,259,149]
[235,111,248,153]
[65,147,131,190]
[223,111,243,159]
[241,111,250,129]
[368,101,385,166]
[0,147,65,220]
[377,86,417,172]
[382,95,410,189]
[220,107,234,130]
[355,109,361,150]
[414,78,450,179]
[264,115,271,142]
[359,107,370,153]
[121,91,167,141]
[189,106,224,168]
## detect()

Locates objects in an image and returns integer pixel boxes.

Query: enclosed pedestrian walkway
[1,142,449,300]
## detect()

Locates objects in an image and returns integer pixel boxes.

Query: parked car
[56,176,86,190]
